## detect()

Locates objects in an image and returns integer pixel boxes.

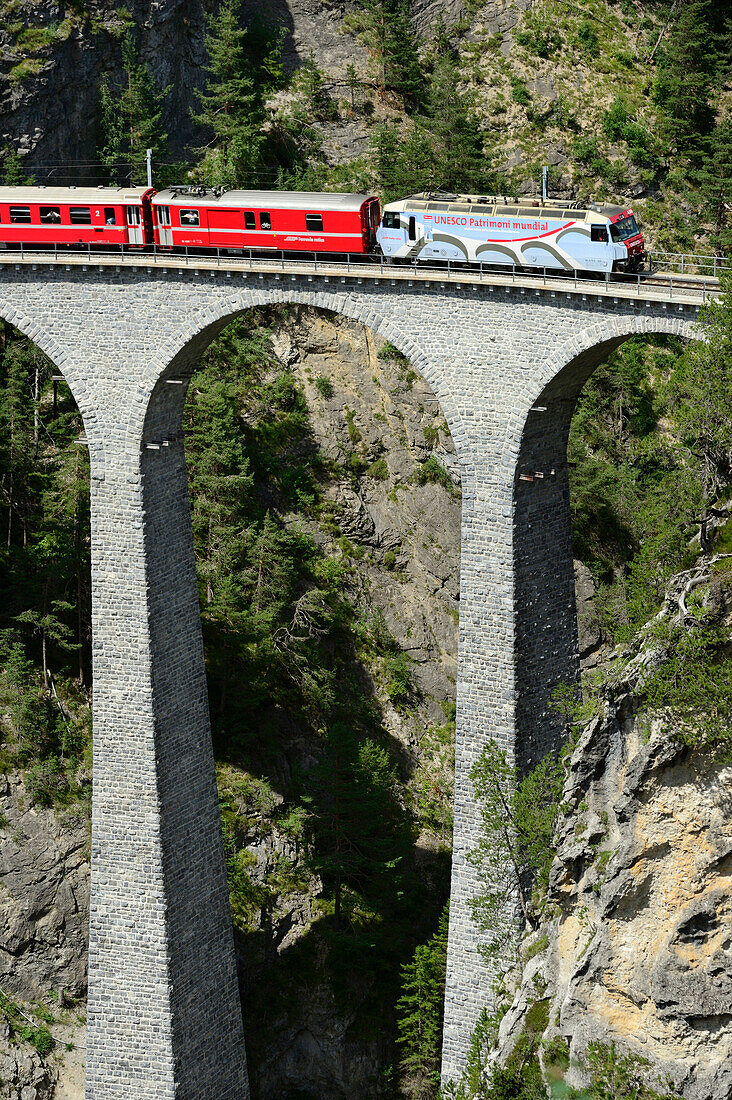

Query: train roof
[384,193,632,222]
[0,187,151,203]
[153,189,377,211]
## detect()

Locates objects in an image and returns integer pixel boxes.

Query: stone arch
[131,287,474,500]
[0,300,107,480]
[512,313,698,771]
[135,289,467,1097]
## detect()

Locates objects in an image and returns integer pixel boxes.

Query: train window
[104,208,117,225]
[590,224,609,242]
[305,213,323,231]
[259,212,271,230]
[70,207,91,224]
[496,206,518,215]
[610,215,639,242]
[382,212,400,229]
[408,216,416,241]
[180,209,200,226]
[244,211,255,229]
[40,207,61,223]
[156,206,170,226]
[126,206,141,226]
[10,206,31,223]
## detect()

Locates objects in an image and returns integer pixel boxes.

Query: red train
[0,185,381,255]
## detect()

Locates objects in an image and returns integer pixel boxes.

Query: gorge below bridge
[0,252,703,1099]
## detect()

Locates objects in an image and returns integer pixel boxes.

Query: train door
[362,198,380,251]
[408,216,423,243]
[156,205,173,246]
[126,205,144,245]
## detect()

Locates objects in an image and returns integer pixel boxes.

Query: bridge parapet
[0,246,716,306]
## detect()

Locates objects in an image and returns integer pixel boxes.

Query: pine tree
[1,149,33,185]
[672,272,732,551]
[696,118,732,257]
[305,723,405,925]
[467,740,563,958]
[98,34,170,185]
[396,903,449,1092]
[192,0,265,187]
[98,77,126,185]
[652,0,716,160]
[382,0,423,105]
[425,56,489,193]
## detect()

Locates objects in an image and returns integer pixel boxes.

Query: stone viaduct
[0,253,700,1098]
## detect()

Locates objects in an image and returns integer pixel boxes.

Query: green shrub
[384,651,414,706]
[344,407,362,444]
[577,19,599,57]
[378,340,409,365]
[25,756,68,807]
[641,614,732,750]
[510,77,531,106]
[514,10,561,58]
[315,375,334,399]
[543,1034,570,1069]
[523,933,549,962]
[367,457,389,480]
[416,456,453,491]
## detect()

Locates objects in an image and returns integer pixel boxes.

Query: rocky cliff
[0,772,88,1099]
[496,564,732,1100]
[0,0,214,169]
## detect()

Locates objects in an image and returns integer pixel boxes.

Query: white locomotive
[376,193,645,273]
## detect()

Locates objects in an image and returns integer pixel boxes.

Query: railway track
[641,271,720,292]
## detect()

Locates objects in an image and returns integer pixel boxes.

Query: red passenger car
[150,189,380,254]
[0,187,153,249]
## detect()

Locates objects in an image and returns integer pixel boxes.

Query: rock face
[0,1017,56,1100]
[277,306,461,720]
[0,0,377,176]
[0,0,217,170]
[574,559,602,665]
[0,773,89,1003]
[0,773,89,1098]
[497,628,732,1100]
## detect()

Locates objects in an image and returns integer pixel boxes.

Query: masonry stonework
[0,263,696,1096]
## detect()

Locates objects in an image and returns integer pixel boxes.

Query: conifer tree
[1,149,33,185]
[381,0,423,105]
[672,272,732,551]
[192,0,264,187]
[696,119,732,257]
[425,55,488,193]
[98,34,170,185]
[396,903,449,1091]
[653,0,716,160]
[305,723,405,925]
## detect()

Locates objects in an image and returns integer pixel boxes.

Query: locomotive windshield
[610,215,640,242]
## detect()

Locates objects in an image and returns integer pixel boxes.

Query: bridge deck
[0,248,715,307]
